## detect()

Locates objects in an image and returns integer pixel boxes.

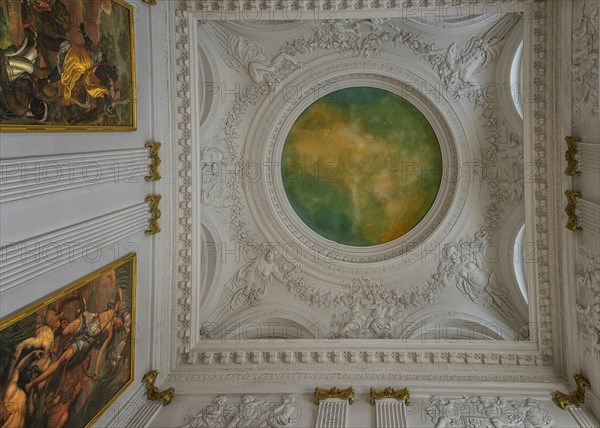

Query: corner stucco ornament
[426,396,553,428]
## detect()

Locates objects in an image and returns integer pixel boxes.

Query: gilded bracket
[142,0,157,5]
[369,387,410,405]
[145,142,162,181]
[564,136,581,176]
[553,373,590,410]
[314,387,355,405]
[142,370,175,406]
[565,190,582,232]
[145,194,162,235]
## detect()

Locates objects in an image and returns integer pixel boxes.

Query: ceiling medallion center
[281,87,443,247]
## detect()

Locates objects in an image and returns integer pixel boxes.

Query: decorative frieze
[426,396,553,427]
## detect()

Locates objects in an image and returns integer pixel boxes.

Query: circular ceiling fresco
[281,87,443,247]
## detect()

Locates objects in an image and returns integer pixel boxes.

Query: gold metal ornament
[369,387,410,405]
[142,0,157,5]
[553,373,590,410]
[145,194,162,235]
[314,387,355,405]
[565,190,582,231]
[564,136,581,176]
[142,370,175,406]
[145,142,162,181]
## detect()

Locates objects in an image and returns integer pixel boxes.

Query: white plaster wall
[0,1,166,426]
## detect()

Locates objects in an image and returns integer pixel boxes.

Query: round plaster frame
[243,57,471,275]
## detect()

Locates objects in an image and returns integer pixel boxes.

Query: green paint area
[281,87,443,247]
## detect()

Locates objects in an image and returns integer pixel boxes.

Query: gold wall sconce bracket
[564,136,581,176]
[145,142,162,181]
[142,370,175,406]
[145,194,162,235]
[314,387,355,405]
[369,387,410,405]
[553,373,590,410]
[565,190,582,232]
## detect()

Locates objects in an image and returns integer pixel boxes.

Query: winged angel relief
[220,246,300,312]
[221,35,304,87]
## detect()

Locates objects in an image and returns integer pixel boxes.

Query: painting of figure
[0,253,136,428]
[0,0,135,131]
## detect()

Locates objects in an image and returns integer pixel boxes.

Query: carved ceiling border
[172,0,561,379]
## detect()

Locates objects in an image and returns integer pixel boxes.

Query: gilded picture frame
[0,0,136,132]
[0,253,136,428]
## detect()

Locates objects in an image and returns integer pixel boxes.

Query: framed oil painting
[0,0,136,131]
[0,253,136,428]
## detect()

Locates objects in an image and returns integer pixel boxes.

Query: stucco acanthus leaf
[426,396,553,428]
[182,394,298,427]
[576,248,600,359]
[572,0,599,122]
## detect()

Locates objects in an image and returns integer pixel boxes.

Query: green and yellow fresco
[281,87,443,247]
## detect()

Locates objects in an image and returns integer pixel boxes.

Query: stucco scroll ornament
[182,395,298,427]
[576,249,600,358]
[572,1,599,122]
[426,396,553,428]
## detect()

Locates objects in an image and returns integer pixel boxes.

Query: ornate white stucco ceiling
[196,13,528,345]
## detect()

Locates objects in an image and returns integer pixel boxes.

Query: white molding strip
[568,407,600,428]
[0,202,148,293]
[315,400,348,428]
[579,199,600,235]
[0,149,149,204]
[105,385,162,428]
[579,143,600,175]
[375,401,407,428]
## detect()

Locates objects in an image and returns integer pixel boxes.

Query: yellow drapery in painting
[60,45,108,105]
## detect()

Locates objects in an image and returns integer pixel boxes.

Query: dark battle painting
[0,254,136,428]
[0,0,135,130]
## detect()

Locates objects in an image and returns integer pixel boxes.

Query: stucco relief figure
[267,395,298,427]
[182,395,229,428]
[182,395,298,428]
[437,35,498,89]
[229,248,287,311]
[438,241,503,308]
[572,1,599,119]
[201,147,225,206]
[227,395,266,427]
[222,36,303,86]
[576,250,600,357]
[330,295,398,339]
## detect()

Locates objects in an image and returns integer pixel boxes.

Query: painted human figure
[24,288,123,392]
[0,350,44,428]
